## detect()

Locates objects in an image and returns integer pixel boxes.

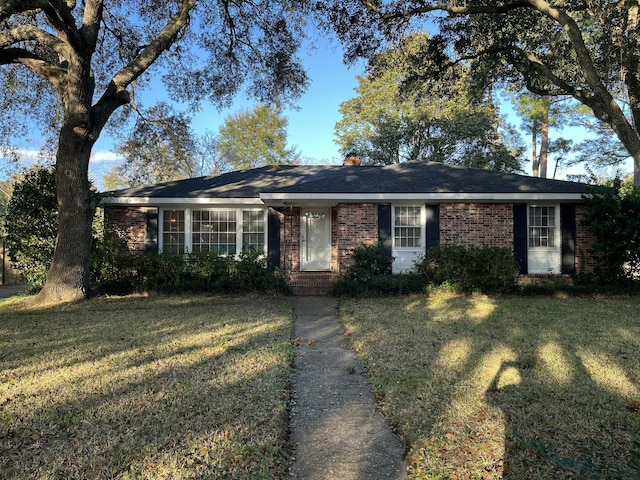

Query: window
[192,210,237,255]
[162,210,185,254]
[394,206,422,248]
[161,208,265,255]
[242,210,265,253]
[529,206,556,247]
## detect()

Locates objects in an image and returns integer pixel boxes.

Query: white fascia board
[259,192,585,203]
[100,196,264,206]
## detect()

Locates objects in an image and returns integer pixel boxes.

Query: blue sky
[91,39,366,174]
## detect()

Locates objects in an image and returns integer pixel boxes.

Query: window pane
[394,206,421,248]
[162,210,185,254]
[529,206,555,248]
[242,211,265,253]
[192,210,237,255]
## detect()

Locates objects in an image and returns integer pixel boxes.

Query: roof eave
[100,196,264,206]
[259,192,585,204]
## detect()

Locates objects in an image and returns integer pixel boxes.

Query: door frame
[300,207,331,271]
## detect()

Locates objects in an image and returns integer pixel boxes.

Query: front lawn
[0,294,293,479]
[341,294,640,479]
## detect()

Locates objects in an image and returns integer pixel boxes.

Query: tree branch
[92,0,197,131]
[0,47,66,90]
[80,0,104,51]
[0,25,69,58]
[0,0,47,22]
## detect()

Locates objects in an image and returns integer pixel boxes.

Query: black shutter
[425,204,440,250]
[378,204,392,265]
[561,204,576,274]
[513,204,528,274]
[145,208,158,254]
[267,208,281,270]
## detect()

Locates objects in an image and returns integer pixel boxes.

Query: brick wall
[440,203,513,248]
[335,203,379,271]
[103,206,151,254]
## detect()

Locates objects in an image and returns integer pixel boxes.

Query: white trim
[260,192,584,203]
[101,196,264,206]
[391,204,425,274]
[158,206,268,257]
[300,207,332,271]
[527,203,561,274]
[103,192,584,206]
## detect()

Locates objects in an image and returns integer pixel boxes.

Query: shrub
[139,250,287,294]
[333,243,425,296]
[414,245,519,294]
[90,235,140,295]
[5,167,58,288]
[581,178,640,285]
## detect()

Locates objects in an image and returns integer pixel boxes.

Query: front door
[300,208,331,271]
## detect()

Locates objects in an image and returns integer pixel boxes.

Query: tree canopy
[318,0,640,183]
[217,104,298,169]
[105,103,199,189]
[0,0,311,302]
[335,33,523,172]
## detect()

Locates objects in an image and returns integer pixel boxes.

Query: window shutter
[378,204,392,263]
[145,208,158,254]
[513,204,528,274]
[425,204,440,250]
[267,208,281,270]
[561,204,576,274]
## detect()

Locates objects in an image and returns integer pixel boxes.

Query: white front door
[300,208,331,271]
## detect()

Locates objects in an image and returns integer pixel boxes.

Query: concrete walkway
[0,284,28,300]
[288,296,406,479]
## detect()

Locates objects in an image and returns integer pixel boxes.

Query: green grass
[0,294,294,479]
[340,293,640,479]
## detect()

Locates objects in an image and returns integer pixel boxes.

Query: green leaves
[334,33,523,171]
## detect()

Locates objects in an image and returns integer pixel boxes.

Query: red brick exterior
[335,203,379,270]
[104,201,598,294]
[103,206,152,255]
[440,203,513,248]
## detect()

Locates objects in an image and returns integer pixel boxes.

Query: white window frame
[159,207,267,257]
[391,204,426,273]
[527,203,561,274]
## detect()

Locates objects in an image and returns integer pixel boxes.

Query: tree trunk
[539,103,550,178]
[531,121,539,177]
[35,121,96,304]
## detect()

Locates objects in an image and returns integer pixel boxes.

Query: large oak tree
[0,0,310,303]
[319,0,640,184]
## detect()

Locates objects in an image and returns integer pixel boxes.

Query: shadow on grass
[0,294,294,479]
[340,295,640,479]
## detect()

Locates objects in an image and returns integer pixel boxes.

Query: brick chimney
[343,152,362,166]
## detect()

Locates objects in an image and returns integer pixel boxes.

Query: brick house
[100,161,595,294]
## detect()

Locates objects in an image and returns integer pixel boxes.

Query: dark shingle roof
[101,162,588,201]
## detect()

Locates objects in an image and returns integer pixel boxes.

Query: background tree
[512,93,576,178]
[317,1,640,184]
[217,104,298,169]
[5,167,57,288]
[105,103,198,188]
[0,1,310,303]
[335,33,523,172]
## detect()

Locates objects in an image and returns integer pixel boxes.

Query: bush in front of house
[138,250,288,294]
[414,245,520,294]
[333,243,426,296]
[581,178,640,285]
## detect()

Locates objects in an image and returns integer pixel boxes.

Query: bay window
[160,208,266,256]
